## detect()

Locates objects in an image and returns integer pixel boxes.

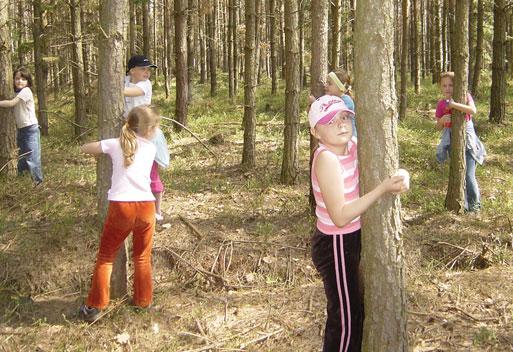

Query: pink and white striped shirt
[311,140,361,235]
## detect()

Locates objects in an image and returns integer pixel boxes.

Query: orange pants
[86,201,155,309]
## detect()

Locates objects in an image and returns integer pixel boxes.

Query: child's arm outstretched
[447,97,476,116]
[81,142,103,155]
[316,152,407,228]
[0,96,21,108]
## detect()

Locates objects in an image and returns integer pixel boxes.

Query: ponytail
[120,105,161,168]
[120,123,138,167]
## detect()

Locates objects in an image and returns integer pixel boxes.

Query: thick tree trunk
[174,0,189,130]
[98,0,129,298]
[309,0,329,213]
[399,0,409,121]
[242,0,257,169]
[354,0,408,350]
[489,0,506,124]
[281,0,300,185]
[70,0,87,142]
[445,0,469,213]
[0,0,16,176]
[32,0,48,136]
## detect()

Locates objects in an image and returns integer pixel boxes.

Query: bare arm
[123,86,145,97]
[80,141,103,155]
[315,152,407,228]
[435,115,451,130]
[447,98,476,115]
[0,96,21,108]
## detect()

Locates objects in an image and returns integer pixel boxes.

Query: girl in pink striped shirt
[309,95,408,351]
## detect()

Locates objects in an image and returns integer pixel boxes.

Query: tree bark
[270,0,278,94]
[242,0,257,169]
[174,0,189,130]
[433,0,442,83]
[98,0,129,298]
[489,0,506,124]
[468,0,475,89]
[281,0,300,184]
[70,0,87,142]
[187,0,195,102]
[309,0,329,213]
[228,0,235,98]
[129,0,136,56]
[410,0,420,93]
[32,0,49,136]
[399,0,409,121]
[0,0,16,176]
[330,0,341,70]
[354,0,408,350]
[142,0,151,57]
[445,0,469,213]
[208,2,218,97]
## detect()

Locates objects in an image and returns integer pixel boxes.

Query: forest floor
[1,77,513,351]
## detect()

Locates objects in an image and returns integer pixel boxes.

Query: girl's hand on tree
[440,115,451,124]
[381,175,409,195]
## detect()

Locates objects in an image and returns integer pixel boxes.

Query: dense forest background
[0,0,512,351]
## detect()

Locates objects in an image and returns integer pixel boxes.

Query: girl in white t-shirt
[78,105,161,322]
[0,68,43,184]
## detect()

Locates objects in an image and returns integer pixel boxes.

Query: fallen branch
[239,328,284,349]
[86,296,129,327]
[0,151,32,173]
[160,116,218,159]
[162,245,225,286]
[178,214,204,241]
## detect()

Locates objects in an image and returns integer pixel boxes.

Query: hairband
[328,72,345,91]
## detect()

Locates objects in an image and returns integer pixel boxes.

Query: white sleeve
[136,80,152,104]
[17,88,33,103]
[100,138,117,155]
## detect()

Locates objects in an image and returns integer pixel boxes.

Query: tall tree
[142,0,151,57]
[489,0,507,124]
[0,0,16,176]
[270,0,278,94]
[468,0,475,89]
[242,0,257,169]
[281,0,300,184]
[228,0,235,98]
[97,0,129,298]
[174,0,189,131]
[399,0,409,121]
[445,0,469,212]
[410,0,420,93]
[471,0,483,95]
[309,0,329,211]
[208,2,218,96]
[187,0,195,101]
[330,0,341,70]
[354,0,408,350]
[69,0,87,142]
[433,0,442,83]
[32,0,49,136]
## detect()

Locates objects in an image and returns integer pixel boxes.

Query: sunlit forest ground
[1,74,512,351]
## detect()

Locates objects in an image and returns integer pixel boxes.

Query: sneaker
[78,304,101,322]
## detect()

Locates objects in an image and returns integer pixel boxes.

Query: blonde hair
[440,71,455,82]
[333,68,353,97]
[120,105,161,167]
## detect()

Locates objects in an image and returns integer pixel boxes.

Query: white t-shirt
[100,136,156,201]
[14,87,38,129]
[124,76,152,117]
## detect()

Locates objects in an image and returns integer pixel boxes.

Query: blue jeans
[17,124,43,183]
[465,148,480,211]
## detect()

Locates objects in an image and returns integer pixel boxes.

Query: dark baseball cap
[127,55,157,71]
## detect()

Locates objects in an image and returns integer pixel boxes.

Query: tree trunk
[0,0,16,176]
[445,0,469,213]
[174,0,189,130]
[433,0,442,83]
[98,0,129,299]
[354,0,408,350]
[299,0,306,88]
[489,0,506,124]
[70,0,87,142]
[270,0,278,94]
[32,0,49,136]
[468,0,475,89]
[228,0,235,98]
[242,0,257,169]
[330,0,341,70]
[187,0,195,102]
[208,2,217,97]
[411,0,420,93]
[232,0,239,93]
[129,0,136,56]
[309,0,329,212]
[199,17,207,83]
[281,0,300,185]
[142,0,151,57]
[399,0,409,121]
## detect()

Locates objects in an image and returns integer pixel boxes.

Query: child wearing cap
[309,95,409,351]
[124,55,169,222]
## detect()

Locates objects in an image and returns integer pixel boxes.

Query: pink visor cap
[308,95,355,128]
